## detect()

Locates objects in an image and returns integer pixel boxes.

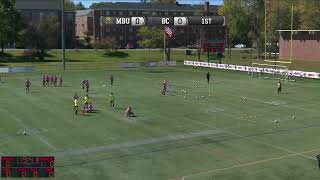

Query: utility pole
[61,0,66,71]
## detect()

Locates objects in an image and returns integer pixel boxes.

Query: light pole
[61,0,66,71]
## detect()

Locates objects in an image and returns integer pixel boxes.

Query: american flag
[164,26,173,38]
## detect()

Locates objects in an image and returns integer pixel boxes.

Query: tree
[300,0,320,29]
[191,27,206,61]
[94,37,118,53]
[20,17,59,60]
[64,0,76,11]
[219,0,251,47]
[150,0,176,3]
[138,27,163,49]
[90,2,112,9]
[83,31,92,48]
[0,0,20,55]
[75,2,86,10]
[137,26,172,60]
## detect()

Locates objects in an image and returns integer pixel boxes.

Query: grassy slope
[0,63,320,180]
[1,49,320,72]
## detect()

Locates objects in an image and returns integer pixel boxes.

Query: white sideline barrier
[123,61,177,68]
[0,67,34,73]
[184,61,320,79]
[0,67,9,73]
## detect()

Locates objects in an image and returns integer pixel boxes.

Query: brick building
[15,0,76,48]
[278,30,320,61]
[76,2,225,50]
[76,10,93,38]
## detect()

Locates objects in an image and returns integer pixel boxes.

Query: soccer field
[1,64,320,180]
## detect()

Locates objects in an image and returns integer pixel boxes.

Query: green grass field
[1,51,320,180]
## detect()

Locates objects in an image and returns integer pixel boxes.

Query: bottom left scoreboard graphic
[1,156,54,178]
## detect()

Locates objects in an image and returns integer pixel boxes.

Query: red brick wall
[279,32,320,61]
[76,16,93,38]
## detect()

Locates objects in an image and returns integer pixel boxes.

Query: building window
[180,12,185,16]
[119,11,123,16]
[119,35,124,40]
[152,11,157,16]
[165,12,169,16]
[129,27,133,33]
[129,11,133,16]
[106,11,110,16]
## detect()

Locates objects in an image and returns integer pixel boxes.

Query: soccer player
[25,79,31,93]
[73,93,79,100]
[109,92,115,109]
[81,80,85,90]
[84,94,89,109]
[110,74,114,86]
[125,106,135,117]
[59,76,63,87]
[206,72,211,84]
[162,80,167,95]
[86,102,93,113]
[50,75,54,86]
[277,81,282,94]
[46,75,50,87]
[85,80,90,93]
[54,75,58,87]
[74,98,79,115]
[42,75,45,87]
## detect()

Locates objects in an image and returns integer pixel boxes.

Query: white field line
[0,109,82,178]
[52,129,226,158]
[0,108,57,150]
[179,148,320,180]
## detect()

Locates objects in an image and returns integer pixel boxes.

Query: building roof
[76,10,93,17]
[15,0,61,10]
[92,2,218,12]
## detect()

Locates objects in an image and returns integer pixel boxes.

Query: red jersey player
[45,75,49,87]
[42,75,45,87]
[25,79,31,93]
[59,76,63,87]
[162,80,167,95]
[50,75,54,86]
[54,75,58,87]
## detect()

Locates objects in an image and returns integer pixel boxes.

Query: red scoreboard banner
[1,156,54,178]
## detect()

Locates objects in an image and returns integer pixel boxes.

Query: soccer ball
[274,120,278,123]
[22,131,27,135]
[208,94,211,97]
[292,115,295,119]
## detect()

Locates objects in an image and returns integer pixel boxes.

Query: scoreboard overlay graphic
[100,16,225,26]
[1,156,54,178]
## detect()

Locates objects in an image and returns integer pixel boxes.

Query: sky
[73,0,224,8]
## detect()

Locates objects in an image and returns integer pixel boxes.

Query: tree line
[219,0,320,57]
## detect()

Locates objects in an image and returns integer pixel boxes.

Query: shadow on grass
[103,51,129,58]
[0,52,86,63]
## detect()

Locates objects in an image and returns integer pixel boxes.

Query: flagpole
[164,27,166,61]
